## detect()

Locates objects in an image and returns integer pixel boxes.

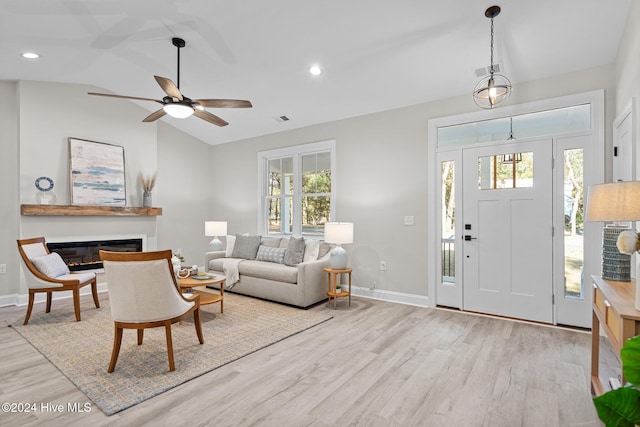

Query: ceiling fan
[88,37,252,127]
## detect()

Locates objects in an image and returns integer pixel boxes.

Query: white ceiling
[0,0,631,146]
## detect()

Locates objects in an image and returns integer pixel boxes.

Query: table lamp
[324,222,354,270]
[205,221,227,251]
[586,182,640,309]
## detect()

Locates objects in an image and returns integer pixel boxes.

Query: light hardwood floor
[0,292,605,426]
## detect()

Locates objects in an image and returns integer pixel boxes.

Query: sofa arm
[296,252,332,293]
[204,251,226,271]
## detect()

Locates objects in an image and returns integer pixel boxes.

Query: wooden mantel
[20,204,162,217]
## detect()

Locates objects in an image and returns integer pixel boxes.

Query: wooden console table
[590,275,640,395]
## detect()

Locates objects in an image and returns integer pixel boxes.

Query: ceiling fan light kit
[163,103,194,118]
[473,5,512,109]
[88,37,252,126]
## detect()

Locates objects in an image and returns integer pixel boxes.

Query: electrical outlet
[0,264,6,274]
[404,215,414,226]
[380,261,387,271]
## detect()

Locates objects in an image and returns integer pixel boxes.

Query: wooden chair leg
[137,329,144,345]
[72,287,81,321]
[23,292,35,325]
[193,307,204,344]
[91,280,100,308]
[164,321,175,372]
[108,324,123,373]
[45,292,52,313]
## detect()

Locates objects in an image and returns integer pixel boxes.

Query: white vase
[143,192,152,207]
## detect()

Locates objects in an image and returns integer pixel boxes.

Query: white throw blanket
[222,258,244,289]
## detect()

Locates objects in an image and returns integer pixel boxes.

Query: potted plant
[593,334,640,426]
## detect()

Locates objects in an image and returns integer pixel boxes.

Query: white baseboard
[0,283,109,307]
[350,285,430,308]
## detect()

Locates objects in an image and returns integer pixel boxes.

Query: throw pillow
[256,245,286,264]
[318,242,333,259]
[225,235,236,257]
[303,239,320,262]
[31,252,70,278]
[284,236,305,266]
[231,234,261,259]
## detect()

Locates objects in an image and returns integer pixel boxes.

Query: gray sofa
[204,235,333,308]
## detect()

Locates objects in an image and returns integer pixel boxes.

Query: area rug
[11,293,332,415]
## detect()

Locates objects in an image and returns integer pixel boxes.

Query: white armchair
[17,237,100,325]
[100,249,204,373]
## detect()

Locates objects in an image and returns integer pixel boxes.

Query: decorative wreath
[35,176,54,192]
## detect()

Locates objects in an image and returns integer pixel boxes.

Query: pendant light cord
[489,16,495,75]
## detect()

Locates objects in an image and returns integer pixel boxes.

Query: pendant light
[473,5,512,109]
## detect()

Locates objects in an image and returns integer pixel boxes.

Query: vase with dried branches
[140,172,157,208]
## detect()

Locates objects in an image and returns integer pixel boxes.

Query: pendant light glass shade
[473,6,512,109]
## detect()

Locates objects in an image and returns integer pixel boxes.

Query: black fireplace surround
[47,238,143,271]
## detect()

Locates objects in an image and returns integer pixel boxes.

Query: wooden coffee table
[178,274,226,313]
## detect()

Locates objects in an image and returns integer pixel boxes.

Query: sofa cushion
[284,236,305,266]
[256,245,286,264]
[231,234,261,259]
[240,260,298,284]
[207,258,298,284]
[260,237,282,248]
[318,242,333,259]
[31,252,70,278]
[303,239,320,262]
[278,237,290,249]
[225,235,236,257]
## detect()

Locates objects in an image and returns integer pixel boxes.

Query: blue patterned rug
[11,293,332,415]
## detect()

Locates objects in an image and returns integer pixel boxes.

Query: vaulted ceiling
[0,0,631,145]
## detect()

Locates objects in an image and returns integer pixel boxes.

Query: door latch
[464,235,477,241]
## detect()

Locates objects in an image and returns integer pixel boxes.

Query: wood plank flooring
[0,293,604,426]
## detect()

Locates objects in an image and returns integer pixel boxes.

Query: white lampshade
[325,222,354,270]
[324,222,354,244]
[205,221,227,251]
[586,182,640,222]
[163,103,194,118]
[205,221,227,236]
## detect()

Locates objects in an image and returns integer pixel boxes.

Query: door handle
[464,235,477,241]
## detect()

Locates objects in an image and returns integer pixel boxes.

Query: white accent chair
[100,249,204,373]
[17,237,100,325]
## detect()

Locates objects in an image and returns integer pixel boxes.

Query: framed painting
[69,138,126,206]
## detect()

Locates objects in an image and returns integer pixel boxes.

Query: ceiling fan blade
[142,109,167,123]
[194,99,253,108]
[88,92,163,104]
[154,76,183,101]
[194,110,228,127]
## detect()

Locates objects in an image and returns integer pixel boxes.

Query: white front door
[462,139,553,323]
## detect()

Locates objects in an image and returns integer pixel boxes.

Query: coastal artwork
[69,138,126,206]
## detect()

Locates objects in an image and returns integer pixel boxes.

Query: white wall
[210,65,616,299]
[616,1,640,174]
[156,121,215,266]
[0,82,20,295]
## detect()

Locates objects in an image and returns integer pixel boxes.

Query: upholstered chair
[100,249,204,373]
[17,237,100,325]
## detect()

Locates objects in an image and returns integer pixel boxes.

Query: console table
[590,275,640,395]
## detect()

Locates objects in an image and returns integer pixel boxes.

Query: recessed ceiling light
[309,65,322,76]
[21,52,40,59]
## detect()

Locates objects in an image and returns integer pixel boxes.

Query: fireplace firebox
[47,238,143,271]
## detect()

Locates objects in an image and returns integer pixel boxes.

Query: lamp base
[329,245,348,270]
[209,237,223,251]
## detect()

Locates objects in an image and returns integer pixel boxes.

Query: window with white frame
[258,140,335,237]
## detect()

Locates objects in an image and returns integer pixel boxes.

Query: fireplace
[47,238,143,272]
